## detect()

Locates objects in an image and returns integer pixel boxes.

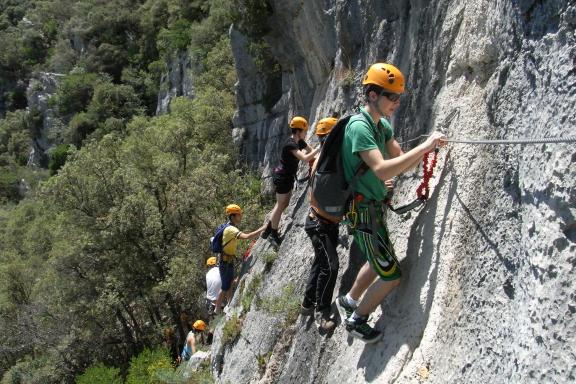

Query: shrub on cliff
[126,347,172,384]
[76,363,122,384]
[52,72,104,116]
[48,143,71,175]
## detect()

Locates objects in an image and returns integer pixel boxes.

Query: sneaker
[336,296,355,321]
[315,308,336,333]
[345,317,382,343]
[300,303,315,316]
[261,222,272,239]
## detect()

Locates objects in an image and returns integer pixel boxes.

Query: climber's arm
[386,138,403,158]
[361,132,446,180]
[386,138,419,170]
[291,147,319,162]
[238,224,267,240]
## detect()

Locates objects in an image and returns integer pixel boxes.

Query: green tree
[53,72,103,116]
[48,144,71,175]
[88,82,144,122]
[0,109,32,166]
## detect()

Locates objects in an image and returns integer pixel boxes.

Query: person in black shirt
[262,116,319,246]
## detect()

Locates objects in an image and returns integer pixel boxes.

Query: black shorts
[272,171,295,194]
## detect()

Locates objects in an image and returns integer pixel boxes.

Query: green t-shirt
[341,107,394,202]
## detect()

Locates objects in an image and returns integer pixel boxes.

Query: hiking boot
[336,296,355,321]
[344,317,382,344]
[269,229,282,248]
[300,303,315,316]
[261,221,272,239]
[315,308,336,333]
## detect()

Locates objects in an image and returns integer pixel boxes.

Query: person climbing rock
[305,115,339,179]
[315,115,338,146]
[214,204,266,314]
[335,63,446,343]
[301,116,339,333]
[180,320,207,361]
[262,116,319,247]
[205,256,221,318]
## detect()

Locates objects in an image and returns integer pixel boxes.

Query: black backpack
[310,115,369,222]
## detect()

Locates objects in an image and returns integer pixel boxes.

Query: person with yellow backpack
[262,116,319,247]
[214,204,266,314]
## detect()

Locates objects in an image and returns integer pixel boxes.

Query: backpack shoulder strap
[343,113,371,193]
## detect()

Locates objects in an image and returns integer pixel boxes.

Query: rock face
[26,72,64,166]
[156,51,195,115]
[214,1,576,383]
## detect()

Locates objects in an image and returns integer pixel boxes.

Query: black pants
[303,211,339,312]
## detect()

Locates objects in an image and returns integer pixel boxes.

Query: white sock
[345,293,359,308]
[350,311,366,322]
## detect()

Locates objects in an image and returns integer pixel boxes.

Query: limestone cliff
[26,72,64,166]
[156,51,195,115]
[212,1,576,383]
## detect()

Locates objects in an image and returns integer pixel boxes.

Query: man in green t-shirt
[336,63,446,343]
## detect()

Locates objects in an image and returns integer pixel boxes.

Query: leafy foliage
[221,314,242,346]
[0,2,249,383]
[126,348,172,384]
[47,143,71,175]
[262,250,277,272]
[0,109,33,166]
[241,273,262,312]
[260,283,301,328]
[52,72,103,116]
[76,363,123,384]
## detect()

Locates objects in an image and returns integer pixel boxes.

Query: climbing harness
[344,195,360,229]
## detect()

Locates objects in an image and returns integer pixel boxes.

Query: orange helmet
[193,320,206,331]
[206,256,217,267]
[362,63,405,94]
[225,204,242,216]
[315,117,338,137]
[290,116,308,130]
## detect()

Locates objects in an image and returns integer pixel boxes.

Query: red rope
[416,150,438,200]
[243,239,256,261]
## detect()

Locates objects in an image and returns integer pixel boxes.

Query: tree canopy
[0,0,267,382]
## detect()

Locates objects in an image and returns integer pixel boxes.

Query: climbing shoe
[315,308,336,333]
[300,303,315,316]
[336,296,355,321]
[261,221,272,239]
[344,317,382,344]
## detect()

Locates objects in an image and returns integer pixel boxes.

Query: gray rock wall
[26,72,64,166]
[156,51,195,115]
[214,0,576,383]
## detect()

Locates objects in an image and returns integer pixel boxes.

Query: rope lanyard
[243,239,256,261]
[416,149,439,200]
